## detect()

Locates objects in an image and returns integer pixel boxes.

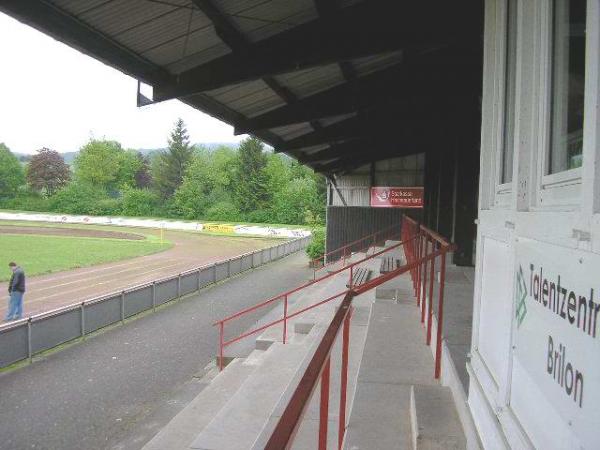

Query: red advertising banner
[370,187,424,208]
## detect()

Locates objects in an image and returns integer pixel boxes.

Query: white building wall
[470,1,600,448]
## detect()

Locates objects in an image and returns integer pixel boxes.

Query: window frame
[535,0,586,209]
[493,0,519,208]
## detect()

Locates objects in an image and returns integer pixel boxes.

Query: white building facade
[469,0,600,448]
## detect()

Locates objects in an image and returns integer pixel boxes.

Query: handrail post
[27,318,32,363]
[152,281,157,312]
[417,230,423,300]
[420,237,428,316]
[427,242,436,345]
[319,357,331,450]
[338,309,351,450]
[421,237,428,323]
[349,265,353,287]
[283,294,288,344]
[435,250,447,379]
[218,322,224,371]
[121,290,125,323]
[80,302,86,339]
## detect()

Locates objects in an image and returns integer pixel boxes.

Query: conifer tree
[234,137,270,213]
[154,118,193,197]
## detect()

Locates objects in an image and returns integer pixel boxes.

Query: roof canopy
[1,0,483,174]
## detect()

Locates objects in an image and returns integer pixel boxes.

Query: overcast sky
[0,13,245,155]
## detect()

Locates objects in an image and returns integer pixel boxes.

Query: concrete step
[375,274,415,303]
[344,382,414,450]
[344,277,438,450]
[142,359,256,450]
[410,385,466,450]
[190,342,314,450]
[252,268,350,351]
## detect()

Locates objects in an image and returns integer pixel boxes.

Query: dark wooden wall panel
[325,207,422,258]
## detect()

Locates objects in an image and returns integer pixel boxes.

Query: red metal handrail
[264,292,354,450]
[261,216,455,449]
[214,234,418,370]
[310,222,402,278]
[401,215,455,378]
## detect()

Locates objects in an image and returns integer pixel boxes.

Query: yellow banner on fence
[203,223,235,234]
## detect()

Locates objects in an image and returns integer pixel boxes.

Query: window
[547,0,586,174]
[501,0,518,184]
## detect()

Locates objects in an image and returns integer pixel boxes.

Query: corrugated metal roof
[319,113,356,127]
[219,0,318,43]
[205,79,286,117]
[273,64,345,99]
[300,144,330,155]
[353,51,404,77]
[2,0,480,173]
[269,122,314,140]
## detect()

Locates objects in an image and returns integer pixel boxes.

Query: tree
[272,177,322,224]
[116,149,142,189]
[173,145,237,218]
[234,137,270,214]
[73,139,123,189]
[153,118,194,197]
[73,140,142,191]
[0,143,25,198]
[134,152,152,188]
[26,147,71,195]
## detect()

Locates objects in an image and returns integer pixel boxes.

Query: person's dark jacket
[8,267,25,293]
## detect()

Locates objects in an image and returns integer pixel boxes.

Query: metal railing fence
[310,222,402,279]
[214,233,418,371]
[0,236,311,369]
[259,215,456,449]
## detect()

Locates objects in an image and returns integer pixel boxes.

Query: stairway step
[190,342,311,450]
[410,385,466,450]
[343,382,413,450]
[357,300,436,386]
[142,359,255,450]
[344,276,439,450]
[375,276,415,303]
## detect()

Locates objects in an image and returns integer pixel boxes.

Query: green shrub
[204,201,241,221]
[0,191,52,212]
[305,226,325,262]
[49,183,108,215]
[93,198,123,216]
[121,188,159,217]
[245,209,274,224]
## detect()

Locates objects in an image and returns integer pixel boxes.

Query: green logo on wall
[515,264,527,327]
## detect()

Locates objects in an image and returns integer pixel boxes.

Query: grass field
[0,234,171,282]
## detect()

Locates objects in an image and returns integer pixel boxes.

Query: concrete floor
[0,252,312,450]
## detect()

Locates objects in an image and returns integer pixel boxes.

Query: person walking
[6,262,25,321]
